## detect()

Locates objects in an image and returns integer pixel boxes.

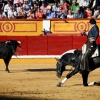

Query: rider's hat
[89,18,96,24]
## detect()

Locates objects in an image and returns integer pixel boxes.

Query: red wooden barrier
[0,36,7,42]
[47,36,73,55]
[0,36,100,55]
[27,36,47,55]
[73,36,87,50]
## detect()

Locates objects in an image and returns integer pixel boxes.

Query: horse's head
[56,58,66,78]
[56,49,81,78]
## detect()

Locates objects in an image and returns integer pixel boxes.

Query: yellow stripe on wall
[0,19,100,36]
[0,20,43,36]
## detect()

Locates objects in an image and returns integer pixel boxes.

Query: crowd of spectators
[0,0,100,19]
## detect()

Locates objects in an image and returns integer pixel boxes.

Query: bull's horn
[5,41,10,44]
[55,57,59,61]
[17,41,21,44]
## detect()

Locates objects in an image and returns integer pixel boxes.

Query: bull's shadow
[25,68,71,72]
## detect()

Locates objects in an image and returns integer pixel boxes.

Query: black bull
[0,40,22,72]
[56,48,100,87]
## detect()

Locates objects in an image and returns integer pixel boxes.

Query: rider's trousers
[80,41,96,71]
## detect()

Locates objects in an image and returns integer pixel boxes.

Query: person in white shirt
[3,1,12,17]
[52,1,60,13]
[92,6,100,18]
[14,2,21,13]
[40,1,47,14]
[67,10,74,18]
[8,7,17,19]
[79,0,89,8]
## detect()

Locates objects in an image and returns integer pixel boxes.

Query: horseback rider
[80,18,99,71]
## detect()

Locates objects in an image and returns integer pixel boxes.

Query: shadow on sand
[25,68,72,72]
[0,95,52,100]
[94,81,100,86]
[72,81,100,86]
[0,96,32,100]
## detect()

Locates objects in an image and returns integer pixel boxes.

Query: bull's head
[56,58,66,78]
[5,40,22,54]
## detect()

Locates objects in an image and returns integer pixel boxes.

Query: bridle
[57,61,73,75]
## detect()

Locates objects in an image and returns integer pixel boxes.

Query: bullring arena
[0,19,100,100]
[0,58,100,100]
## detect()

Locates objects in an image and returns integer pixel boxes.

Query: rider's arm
[81,30,88,36]
[84,31,88,36]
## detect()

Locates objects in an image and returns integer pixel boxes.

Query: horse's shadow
[94,81,100,86]
[72,81,100,86]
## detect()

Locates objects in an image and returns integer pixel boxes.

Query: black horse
[56,48,100,87]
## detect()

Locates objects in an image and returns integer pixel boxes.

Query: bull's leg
[57,69,79,87]
[81,70,89,86]
[4,58,11,73]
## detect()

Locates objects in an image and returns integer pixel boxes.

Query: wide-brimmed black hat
[89,18,96,24]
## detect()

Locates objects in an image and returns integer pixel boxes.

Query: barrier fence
[1,35,100,56]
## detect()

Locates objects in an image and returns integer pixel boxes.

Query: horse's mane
[74,49,82,55]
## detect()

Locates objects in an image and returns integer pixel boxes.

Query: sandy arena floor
[0,60,100,100]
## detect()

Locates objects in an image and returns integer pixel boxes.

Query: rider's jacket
[88,24,99,41]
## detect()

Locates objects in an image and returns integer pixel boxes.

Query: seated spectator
[46,5,56,19]
[0,0,7,11]
[71,0,79,13]
[8,6,17,19]
[85,6,92,18]
[3,1,12,17]
[73,8,84,18]
[14,0,23,5]
[61,1,70,11]
[27,9,35,19]
[67,10,74,18]
[40,1,47,13]
[52,1,60,13]
[35,7,43,19]
[23,0,33,14]
[40,1,47,18]
[31,1,38,14]
[17,6,26,18]
[79,0,89,8]
[14,2,21,13]
[92,6,100,18]
[57,8,67,18]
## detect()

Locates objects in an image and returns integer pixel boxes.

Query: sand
[0,61,100,100]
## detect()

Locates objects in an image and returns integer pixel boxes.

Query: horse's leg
[82,71,96,86]
[81,71,89,86]
[57,69,79,87]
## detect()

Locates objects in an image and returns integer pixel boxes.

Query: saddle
[82,44,99,58]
